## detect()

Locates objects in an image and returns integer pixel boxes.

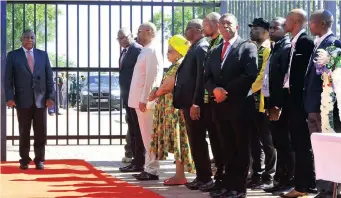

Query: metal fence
[2,0,220,147]
[220,0,341,39]
[1,0,341,155]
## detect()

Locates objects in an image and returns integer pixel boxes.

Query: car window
[84,75,119,87]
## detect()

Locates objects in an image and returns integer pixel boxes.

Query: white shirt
[221,35,238,67]
[22,46,35,64]
[314,30,333,51]
[283,29,306,88]
[128,39,164,109]
[261,54,272,97]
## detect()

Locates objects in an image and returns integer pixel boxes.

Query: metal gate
[1,0,221,151]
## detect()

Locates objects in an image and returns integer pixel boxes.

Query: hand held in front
[7,100,16,107]
[213,87,228,103]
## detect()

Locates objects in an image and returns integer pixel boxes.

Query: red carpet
[0,159,163,198]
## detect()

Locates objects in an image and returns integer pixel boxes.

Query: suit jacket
[204,36,258,116]
[5,47,54,109]
[288,32,314,109]
[173,37,209,108]
[128,39,163,109]
[304,34,341,113]
[266,36,291,109]
[119,42,142,107]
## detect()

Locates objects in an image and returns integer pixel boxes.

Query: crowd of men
[5,5,340,198]
[117,8,341,198]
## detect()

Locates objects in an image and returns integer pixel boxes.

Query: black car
[79,74,121,111]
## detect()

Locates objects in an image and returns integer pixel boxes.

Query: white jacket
[128,39,164,109]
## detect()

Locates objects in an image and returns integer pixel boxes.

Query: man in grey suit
[5,30,54,170]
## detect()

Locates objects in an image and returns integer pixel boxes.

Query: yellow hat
[168,35,190,57]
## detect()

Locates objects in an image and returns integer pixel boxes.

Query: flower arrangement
[315,42,341,133]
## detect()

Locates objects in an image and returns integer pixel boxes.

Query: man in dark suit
[280,9,316,198]
[5,30,54,170]
[305,9,341,198]
[203,12,225,188]
[263,17,295,193]
[173,19,213,191]
[116,28,144,172]
[204,13,258,198]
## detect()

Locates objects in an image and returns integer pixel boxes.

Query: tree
[152,0,220,39]
[5,3,73,67]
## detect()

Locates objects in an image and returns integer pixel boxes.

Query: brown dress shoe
[280,189,308,197]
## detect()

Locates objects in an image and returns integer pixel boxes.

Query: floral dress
[150,62,196,173]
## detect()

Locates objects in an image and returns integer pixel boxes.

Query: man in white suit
[128,22,163,181]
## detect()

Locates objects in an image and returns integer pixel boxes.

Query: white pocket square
[296,54,303,56]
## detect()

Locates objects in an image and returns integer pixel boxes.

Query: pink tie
[27,51,34,72]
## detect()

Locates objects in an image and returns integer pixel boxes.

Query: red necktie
[221,41,230,61]
[27,51,34,72]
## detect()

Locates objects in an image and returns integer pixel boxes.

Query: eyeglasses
[116,34,131,41]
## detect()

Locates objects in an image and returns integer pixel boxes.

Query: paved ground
[4,144,306,198]
[4,108,317,197]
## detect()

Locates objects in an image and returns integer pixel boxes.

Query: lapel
[221,36,243,70]
[305,34,334,76]
[20,48,34,75]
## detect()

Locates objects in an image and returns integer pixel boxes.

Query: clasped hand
[213,87,228,103]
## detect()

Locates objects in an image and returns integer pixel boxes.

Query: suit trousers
[203,103,224,173]
[250,111,277,182]
[126,107,145,167]
[124,112,133,158]
[215,97,254,193]
[289,104,316,192]
[183,107,212,183]
[17,105,47,164]
[136,109,160,175]
[267,93,295,184]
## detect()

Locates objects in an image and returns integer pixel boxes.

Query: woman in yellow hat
[149,35,195,185]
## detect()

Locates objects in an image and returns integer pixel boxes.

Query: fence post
[0,0,7,161]
[323,0,337,35]
[220,0,227,14]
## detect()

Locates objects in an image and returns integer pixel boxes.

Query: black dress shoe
[209,188,228,197]
[219,190,246,198]
[199,180,216,192]
[19,164,29,170]
[35,162,44,170]
[135,171,159,181]
[119,164,144,172]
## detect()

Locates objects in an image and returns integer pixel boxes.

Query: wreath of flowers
[315,42,341,133]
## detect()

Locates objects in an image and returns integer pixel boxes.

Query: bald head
[311,9,334,28]
[203,12,221,37]
[285,9,308,34]
[289,9,308,25]
[188,19,204,30]
[137,22,157,46]
[309,9,334,36]
[205,12,221,23]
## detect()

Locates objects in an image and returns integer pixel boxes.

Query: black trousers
[288,99,316,192]
[266,93,295,184]
[17,105,47,164]
[125,107,145,167]
[250,111,277,182]
[183,107,212,183]
[203,104,224,172]
[214,97,253,193]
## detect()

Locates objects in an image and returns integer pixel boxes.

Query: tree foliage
[6,4,73,67]
[152,1,220,39]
